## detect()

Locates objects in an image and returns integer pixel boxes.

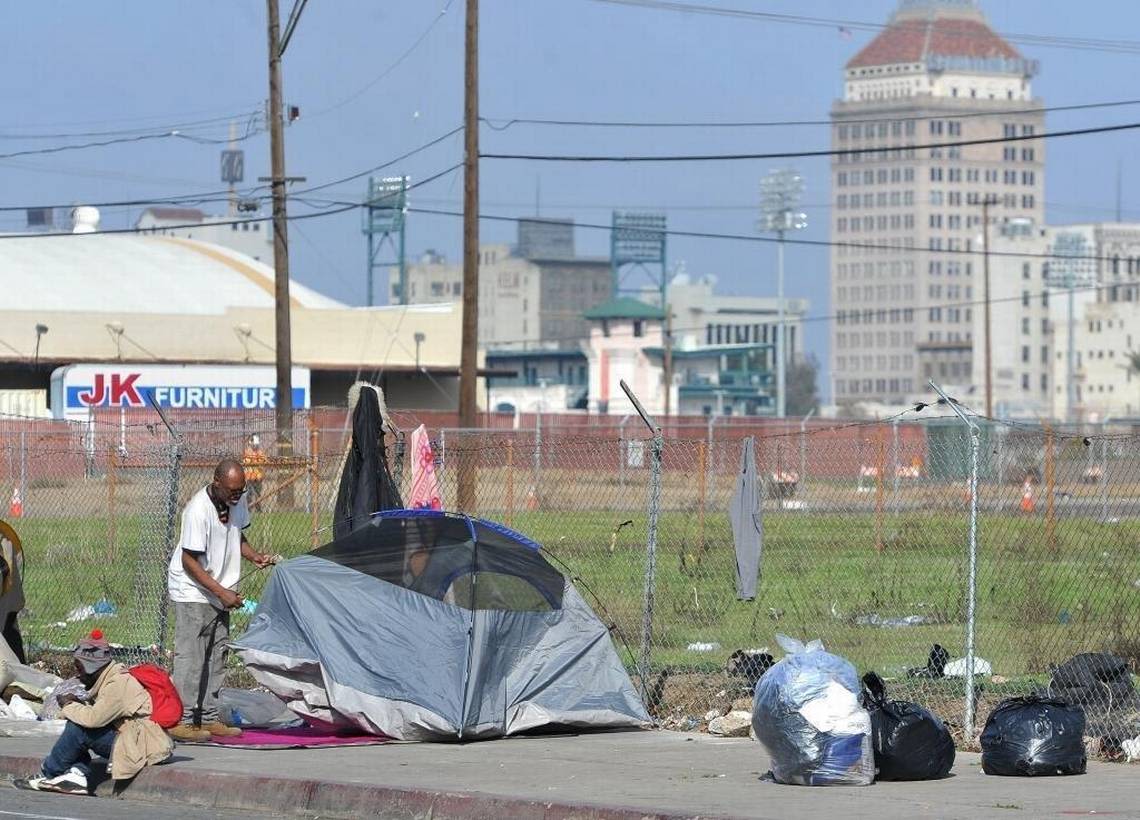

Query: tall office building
[830,0,1043,409]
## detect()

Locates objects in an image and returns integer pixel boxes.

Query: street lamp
[759,168,807,419]
[414,332,426,370]
[33,323,48,367]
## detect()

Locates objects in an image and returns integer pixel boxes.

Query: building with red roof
[828,1,1044,413]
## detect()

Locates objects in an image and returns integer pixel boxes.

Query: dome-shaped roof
[847,1,1023,70]
[0,233,342,315]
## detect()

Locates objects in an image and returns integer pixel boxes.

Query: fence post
[505,438,515,526]
[155,441,182,653]
[19,431,26,518]
[697,440,707,553]
[929,380,980,741]
[533,412,542,506]
[964,422,980,740]
[1044,424,1056,551]
[107,449,117,563]
[618,415,629,489]
[1100,432,1110,523]
[620,380,662,710]
[309,420,320,548]
[891,419,901,517]
[875,429,886,552]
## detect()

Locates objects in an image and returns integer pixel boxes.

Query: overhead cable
[481,98,1140,130]
[481,121,1140,162]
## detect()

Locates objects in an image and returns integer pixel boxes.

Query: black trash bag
[980,696,1087,777]
[907,644,951,679]
[726,649,775,691]
[1049,653,1136,708]
[860,672,955,781]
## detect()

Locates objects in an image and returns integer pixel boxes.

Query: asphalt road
[0,785,288,820]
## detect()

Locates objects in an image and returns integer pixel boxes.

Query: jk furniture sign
[50,364,310,420]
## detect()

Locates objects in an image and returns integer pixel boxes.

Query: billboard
[50,364,310,420]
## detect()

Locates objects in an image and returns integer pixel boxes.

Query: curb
[0,753,714,820]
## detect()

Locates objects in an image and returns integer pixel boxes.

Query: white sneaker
[15,766,90,795]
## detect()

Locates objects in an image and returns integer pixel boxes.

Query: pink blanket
[181,725,391,750]
[408,424,442,510]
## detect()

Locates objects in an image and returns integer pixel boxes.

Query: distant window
[253,223,261,231]
[632,320,643,338]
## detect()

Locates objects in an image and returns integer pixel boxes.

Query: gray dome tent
[234,510,649,740]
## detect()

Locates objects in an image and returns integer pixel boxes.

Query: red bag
[128,664,183,729]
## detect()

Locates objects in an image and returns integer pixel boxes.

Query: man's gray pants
[172,601,229,725]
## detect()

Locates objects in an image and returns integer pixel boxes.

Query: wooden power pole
[266,0,293,456]
[457,0,479,510]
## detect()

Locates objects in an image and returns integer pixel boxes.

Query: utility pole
[266,0,293,457]
[457,0,479,511]
[663,306,673,417]
[981,195,997,418]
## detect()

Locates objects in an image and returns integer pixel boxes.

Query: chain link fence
[3,407,1138,754]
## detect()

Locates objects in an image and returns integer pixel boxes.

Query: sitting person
[16,630,173,795]
[1,519,25,663]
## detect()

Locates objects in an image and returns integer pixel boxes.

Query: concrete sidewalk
[0,730,1136,819]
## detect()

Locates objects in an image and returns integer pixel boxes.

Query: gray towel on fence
[730,436,763,601]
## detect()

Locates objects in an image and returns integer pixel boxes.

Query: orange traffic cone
[525,486,539,511]
[8,487,22,518]
[1020,479,1035,514]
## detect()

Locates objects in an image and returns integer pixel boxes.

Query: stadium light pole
[759,169,807,419]
[1046,232,1092,423]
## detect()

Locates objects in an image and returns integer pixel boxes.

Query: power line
[406,205,1140,267]
[6,102,263,132]
[482,120,1140,163]
[309,0,457,118]
[0,164,461,240]
[0,127,463,214]
[292,125,464,195]
[582,0,1140,56]
[0,109,264,141]
[481,98,1140,131]
[0,128,259,162]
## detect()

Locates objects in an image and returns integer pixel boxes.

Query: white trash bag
[751,634,874,786]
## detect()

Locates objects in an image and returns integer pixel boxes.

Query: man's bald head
[214,458,245,483]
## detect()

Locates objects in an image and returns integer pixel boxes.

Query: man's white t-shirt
[167,486,250,607]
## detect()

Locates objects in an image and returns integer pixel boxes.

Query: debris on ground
[708,710,752,737]
[907,645,951,679]
[943,656,993,677]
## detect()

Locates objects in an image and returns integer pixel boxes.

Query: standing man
[1,520,26,663]
[242,435,267,507]
[167,458,271,742]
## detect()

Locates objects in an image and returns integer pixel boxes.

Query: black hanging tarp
[333,386,403,540]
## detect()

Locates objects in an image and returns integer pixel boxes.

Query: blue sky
[5,1,1140,396]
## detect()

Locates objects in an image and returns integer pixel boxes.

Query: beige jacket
[60,662,174,781]
[0,525,23,620]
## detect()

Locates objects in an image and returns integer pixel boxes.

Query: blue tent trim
[373,508,544,552]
